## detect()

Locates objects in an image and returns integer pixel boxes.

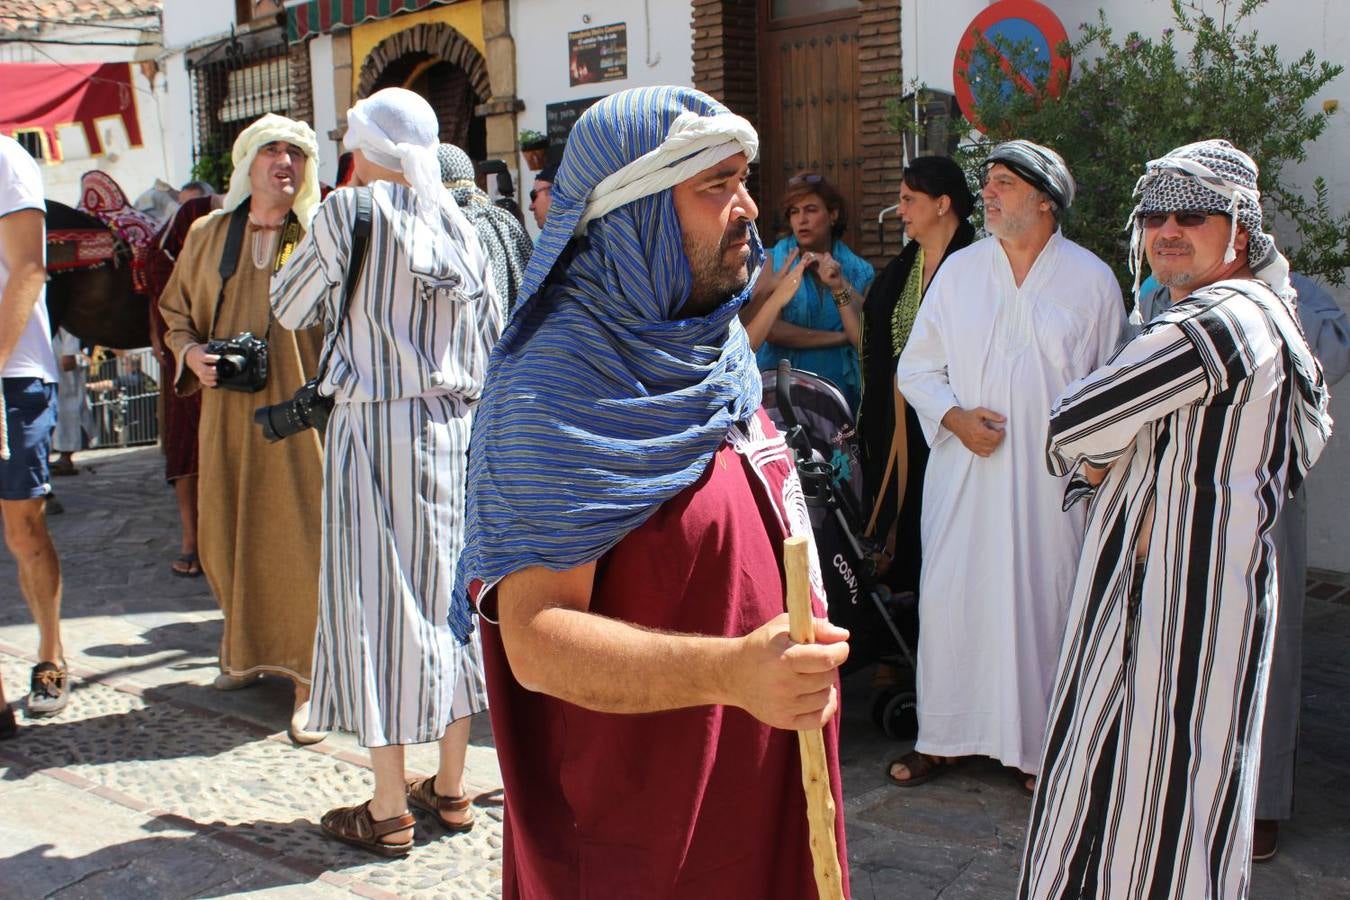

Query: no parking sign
[952,0,1072,131]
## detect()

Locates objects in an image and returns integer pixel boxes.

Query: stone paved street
[2,446,1348,898]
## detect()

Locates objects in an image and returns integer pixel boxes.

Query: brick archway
[356,22,491,101]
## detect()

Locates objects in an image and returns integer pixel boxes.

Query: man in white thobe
[50,327,92,474]
[891,140,1125,791]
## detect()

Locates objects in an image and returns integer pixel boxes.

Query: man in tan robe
[159,114,325,744]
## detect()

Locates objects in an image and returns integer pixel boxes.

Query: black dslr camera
[254,377,333,442]
[206,332,268,392]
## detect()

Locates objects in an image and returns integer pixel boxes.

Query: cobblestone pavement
[2,446,1347,898]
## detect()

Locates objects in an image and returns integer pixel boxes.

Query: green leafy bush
[189,150,233,194]
[930,0,1349,286]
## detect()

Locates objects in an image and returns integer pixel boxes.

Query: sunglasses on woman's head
[1138,210,1226,229]
[788,173,824,187]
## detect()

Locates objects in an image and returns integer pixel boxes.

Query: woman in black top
[858,156,975,596]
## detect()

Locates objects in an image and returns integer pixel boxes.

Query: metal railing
[88,348,160,448]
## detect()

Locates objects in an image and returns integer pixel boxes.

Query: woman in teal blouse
[750,173,874,411]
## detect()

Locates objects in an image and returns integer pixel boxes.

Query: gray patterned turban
[1127,139,1289,299]
[984,139,1075,211]
[437,143,533,313]
[437,142,475,188]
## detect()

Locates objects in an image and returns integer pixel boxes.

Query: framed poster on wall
[568,23,628,86]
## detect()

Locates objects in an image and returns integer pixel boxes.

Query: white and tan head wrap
[222,113,321,227]
[1127,139,1290,300]
[573,108,758,235]
[343,87,474,235]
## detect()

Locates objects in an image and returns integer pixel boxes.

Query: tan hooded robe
[159,209,324,684]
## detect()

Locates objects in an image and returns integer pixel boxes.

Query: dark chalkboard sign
[545,96,605,163]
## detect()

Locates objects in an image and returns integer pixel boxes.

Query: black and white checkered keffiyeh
[1127,139,1290,299]
[436,143,532,312]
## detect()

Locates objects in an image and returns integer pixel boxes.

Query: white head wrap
[222,113,321,227]
[1126,139,1290,301]
[343,87,474,235]
[574,110,758,235]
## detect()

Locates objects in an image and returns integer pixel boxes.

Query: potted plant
[519,128,550,171]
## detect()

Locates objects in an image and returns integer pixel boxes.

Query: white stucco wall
[307,34,341,185]
[159,0,237,198]
[161,51,197,189]
[162,0,237,50]
[510,0,693,233]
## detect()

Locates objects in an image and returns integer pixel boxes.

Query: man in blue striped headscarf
[453,86,850,898]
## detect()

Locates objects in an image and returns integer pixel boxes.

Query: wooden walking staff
[783,534,845,900]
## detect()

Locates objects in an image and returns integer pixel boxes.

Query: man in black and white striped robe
[1019,140,1333,899]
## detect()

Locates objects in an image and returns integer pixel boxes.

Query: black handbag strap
[315,186,373,383]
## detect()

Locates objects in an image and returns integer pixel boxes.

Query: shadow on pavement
[83,621,218,663]
[0,701,262,778]
[0,818,372,898]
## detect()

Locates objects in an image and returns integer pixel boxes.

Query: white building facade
[0,5,170,209]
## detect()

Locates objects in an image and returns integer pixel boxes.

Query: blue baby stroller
[761,360,920,739]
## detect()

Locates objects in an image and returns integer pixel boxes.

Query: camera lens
[216,354,243,378]
[253,404,288,442]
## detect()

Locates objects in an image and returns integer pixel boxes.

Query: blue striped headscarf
[450,86,764,640]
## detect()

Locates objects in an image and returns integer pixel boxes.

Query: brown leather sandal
[406,776,475,834]
[320,800,415,857]
[885,751,962,788]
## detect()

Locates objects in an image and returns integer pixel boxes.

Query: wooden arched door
[756,0,863,249]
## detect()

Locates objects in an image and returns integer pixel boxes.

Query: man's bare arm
[496,563,850,731]
[0,209,48,370]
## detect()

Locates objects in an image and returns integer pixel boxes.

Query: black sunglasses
[529,185,551,203]
[1138,210,1227,229]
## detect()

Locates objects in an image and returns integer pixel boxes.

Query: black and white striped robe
[1019,279,1332,899]
[271,183,502,747]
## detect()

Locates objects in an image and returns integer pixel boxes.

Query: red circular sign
[952,0,1072,132]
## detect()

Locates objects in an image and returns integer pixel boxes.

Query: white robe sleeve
[1046,321,1211,476]
[1089,279,1127,370]
[895,277,961,448]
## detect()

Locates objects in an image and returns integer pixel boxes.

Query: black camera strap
[210,199,302,340]
[209,204,251,340]
[314,186,373,386]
